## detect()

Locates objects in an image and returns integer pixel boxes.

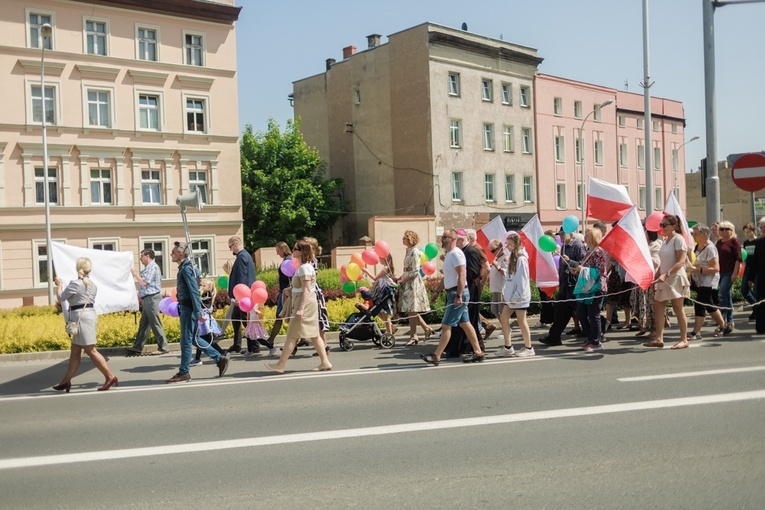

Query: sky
[235,0,765,172]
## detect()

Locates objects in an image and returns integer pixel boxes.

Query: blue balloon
[562,215,580,234]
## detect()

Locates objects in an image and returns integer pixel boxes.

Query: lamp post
[40,23,54,305]
[579,99,613,231]
[673,135,699,199]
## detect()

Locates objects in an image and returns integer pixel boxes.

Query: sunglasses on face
[719,227,731,231]
[660,222,670,227]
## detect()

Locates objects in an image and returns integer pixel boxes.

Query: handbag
[279,290,292,319]
[65,283,93,336]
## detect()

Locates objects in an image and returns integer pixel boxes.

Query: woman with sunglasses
[644,215,691,349]
[715,221,742,331]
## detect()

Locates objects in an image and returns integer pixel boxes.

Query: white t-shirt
[443,247,466,289]
[292,263,315,293]
[693,241,720,288]
[658,234,687,274]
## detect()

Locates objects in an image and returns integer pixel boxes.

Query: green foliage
[240,118,350,252]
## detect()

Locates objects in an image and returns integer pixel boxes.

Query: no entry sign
[732,153,765,192]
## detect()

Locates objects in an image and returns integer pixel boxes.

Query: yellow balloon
[420,252,428,265]
[346,262,361,281]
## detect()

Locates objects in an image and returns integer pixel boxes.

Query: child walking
[190,278,225,367]
[243,303,279,356]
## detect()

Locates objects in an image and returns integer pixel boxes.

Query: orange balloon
[350,252,365,268]
[169,288,178,302]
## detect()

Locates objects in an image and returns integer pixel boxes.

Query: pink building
[534,74,687,230]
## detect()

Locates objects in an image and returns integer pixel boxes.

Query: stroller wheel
[371,337,381,346]
[380,333,396,349]
[340,340,354,351]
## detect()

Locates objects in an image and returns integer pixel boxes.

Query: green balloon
[742,247,747,262]
[424,242,439,260]
[217,275,229,290]
[342,280,357,294]
[538,234,557,253]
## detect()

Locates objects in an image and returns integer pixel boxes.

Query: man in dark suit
[746,219,765,334]
[227,236,256,353]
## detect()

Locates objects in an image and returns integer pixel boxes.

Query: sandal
[643,340,665,348]
[424,326,435,341]
[671,340,689,349]
[420,353,440,366]
[404,336,419,347]
[463,352,485,363]
[635,330,648,337]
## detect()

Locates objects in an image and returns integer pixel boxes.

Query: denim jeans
[718,271,734,324]
[179,305,221,375]
[740,268,756,304]
[576,293,604,344]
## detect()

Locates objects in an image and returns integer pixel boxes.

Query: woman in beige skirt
[266,240,332,373]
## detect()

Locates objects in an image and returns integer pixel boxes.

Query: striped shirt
[138,260,162,297]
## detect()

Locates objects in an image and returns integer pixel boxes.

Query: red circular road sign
[732,153,765,192]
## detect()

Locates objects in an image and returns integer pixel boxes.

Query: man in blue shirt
[227,236,256,353]
[127,249,170,355]
[166,242,229,383]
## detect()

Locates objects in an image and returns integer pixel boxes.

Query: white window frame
[520,86,530,108]
[190,237,214,276]
[654,146,661,171]
[504,175,515,203]
[576,183,583,210]
[485,174,495,202]
[556,183,566,209]
[481,79,493,102]
[594,139,604,166]
[35,166,59,206]
[637,142,646,169]
[452,172,463,202]
[501,83,512,105]
[184,94,209,134]
[521,128,533,154]
[672,148,679,172]
[553,97,562,116]
[353,89,361,105]
[637,118,644,130]
[593,103,602,122]
[90,168,113,205]
[523,175,533,203]
[140,238,170,277]
[141,169,162,205]
[83,16,110,56]
[89,238,119,251]
[619,143,628,168]
[449,119,462,149]
[503,125,514,153]
[33,239,65,288]
[638,187,646,210]
[27,80,60,126]
[183,30,206,67]
[448,72,460,97]
[26,9,55,50]
[653,120,661,132]
[555,134,565,162]
[655,188,663,207]
[136,24,160,62]
[483,123,494,151]
[618,115,626,128]
[574,100,582,119]
[189,170,208,204]
[671,123,678,134]
[575,134,583,164]
[83,85,115,129]
[136,90,163,131]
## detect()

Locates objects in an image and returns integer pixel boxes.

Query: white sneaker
[189,359,203,367]
[495,346,516,357]
[269,347,283,357]
[515,347,535,357]
[241,350,257,357]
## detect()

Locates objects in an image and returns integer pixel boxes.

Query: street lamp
[40,23,54,305]
[579,99,613,231]
[672,135,699,199]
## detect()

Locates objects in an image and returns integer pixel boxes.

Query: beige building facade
[293,23,543,244]
[0,0,242,309]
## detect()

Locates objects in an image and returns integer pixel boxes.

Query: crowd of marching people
[50,213,763,391]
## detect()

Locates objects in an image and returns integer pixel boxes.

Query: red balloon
[169,288,178,302]
[422,261,436,276]
[374,240,390,259]
[362,249,380,266]
[292,255,301,269]
[738,263,745,278]
[251,287,268,305]
[233,283,250,301]
[340,264,348,279]
[251,280,266,293]
[645,211,664,232]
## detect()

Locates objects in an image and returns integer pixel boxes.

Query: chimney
[367,34,381,49]
[326,58,336,71]
[342,45,356,60]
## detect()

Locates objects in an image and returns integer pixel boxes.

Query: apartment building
[293,23,544,244]
[0,0,242,308]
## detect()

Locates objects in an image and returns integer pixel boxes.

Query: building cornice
[428,31,544,67]
[67,0,241,24]
[1,124,239,144]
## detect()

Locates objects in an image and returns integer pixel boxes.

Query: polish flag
[476,216,507,263]
[519,215,559,297]
[664,192,692,251]
[599,205,655,289]
[586,176,634,221]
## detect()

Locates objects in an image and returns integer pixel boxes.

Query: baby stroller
[339,285,397,351]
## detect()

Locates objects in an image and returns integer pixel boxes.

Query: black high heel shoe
[52,382,71,393]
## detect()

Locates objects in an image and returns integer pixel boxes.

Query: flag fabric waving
[519,215,559,297]
[599,206,655,290]
[664,192,692,251]
[476,215,507,263]
[586,176,634,221]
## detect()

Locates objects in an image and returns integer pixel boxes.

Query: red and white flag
[599,205,655,289]
[476,216,507,263]
[519,215,559,297]
[664,192,692,251]
[586,176,633,221]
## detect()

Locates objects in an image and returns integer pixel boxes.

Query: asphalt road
[1,312,764,509]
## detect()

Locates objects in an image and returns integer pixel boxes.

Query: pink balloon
[280,258,296,277]
[362,249,380,266]
[340,264,348,279]
[233,283,250,301]
[645,211,664,232]
[251,287,268,305]
[422,261,436,276]
[238,297,254,313]
[374,240,390,259]
[292,255,301,269]
[251,281,266,292]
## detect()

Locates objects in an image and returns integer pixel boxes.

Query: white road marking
[1,389,763,470]
[618,365,765,382]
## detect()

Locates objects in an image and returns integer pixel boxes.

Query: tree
[240,119,349,252]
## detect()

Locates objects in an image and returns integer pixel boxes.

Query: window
[186,98,206,133]
[451,172,463,201]
[637,118,644,129]
[449,119,462,148]
[574,100,582,119]
[483,123,494,151]
[90,169,112,205]
[485,174,495,202]
[448,73,460,96]
[673,186,680,201]
[671,123,678,134]
[189,171,208,204]
[501,83,512,105]
[655,188,663,207]
[29,11,52,49]
[553,97,562,116]
[593,103,602,121]
[556,183,566,209]
[654,147,661,170]
[672,148,679,172]
[137,26,158,61]
[31,84,56,125]
[618,115,626,128]
[353,89,361,105]
[35,167,58,205]
[142,170,161,204]
[503,126,514,152]
[576,183,583,210]
[505,175,515,202]
[638,187,646,209]
[575,136,583,164]
[143,240,167,276]
[619,143,628,168]
[637,142,645,169]
[91,241,116,251]
[555,135,565,162]
[139,94,160,130]
[521,128,532,154]
[191,239,211,275]
[87,89,111,128]
[653,120,660,131]
[481,79,493,102]
[34,242,58,286]
[85,19,108,56]
[184,32,204,66]
[594,139,604,165]
[523,175,533,202]
[520,86,530,108]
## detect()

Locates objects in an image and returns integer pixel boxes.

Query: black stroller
[338,284,397,351]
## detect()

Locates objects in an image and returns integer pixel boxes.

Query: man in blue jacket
[166,242,229,383]
[227,236,256,353]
